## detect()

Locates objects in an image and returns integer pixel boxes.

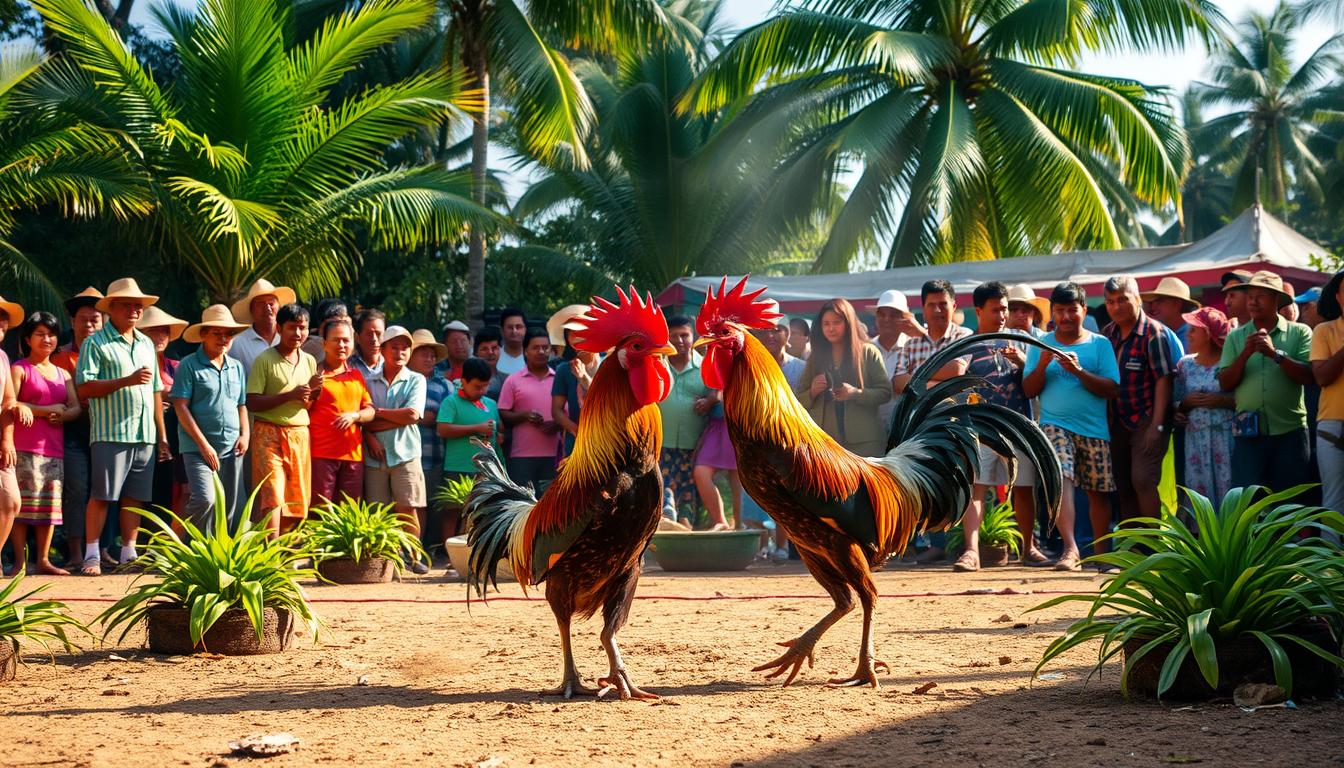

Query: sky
[717,0,1336,95]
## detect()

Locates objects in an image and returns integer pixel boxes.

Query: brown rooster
[464,287,674,700]
[695,277,1061,688]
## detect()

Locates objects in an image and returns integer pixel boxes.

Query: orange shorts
[251,420,311,522]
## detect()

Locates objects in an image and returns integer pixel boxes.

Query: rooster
[464,287,675,700]
[695,277,1061,688]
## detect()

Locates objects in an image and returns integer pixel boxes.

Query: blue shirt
[1025,331,1121,440]
[170,348,247,453]
[421,371,451,471]
[364,365,427,469]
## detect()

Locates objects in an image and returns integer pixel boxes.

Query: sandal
[952,550,980,572]
[1022,548,1054,567]
[1053,552,1082,572]
[80,557,102,577]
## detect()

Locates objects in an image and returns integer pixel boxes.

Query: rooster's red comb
[696,276,782,335]
[567,285,668,353]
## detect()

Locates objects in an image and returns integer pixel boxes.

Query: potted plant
[303,497,429,584]
[98,479,320,656]
[1032,486,1344,699]
[946,500,1022,567]
[0,572,87,682]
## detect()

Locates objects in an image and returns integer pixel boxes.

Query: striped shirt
[75,324,162,444]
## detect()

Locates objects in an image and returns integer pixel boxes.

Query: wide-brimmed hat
[1225,270,1294,308]
[136,306,188,341]
[96,278,158,313]
[230,279,297,323]
[1140,276,1200,311]
[183,304,250,343]
[64,286,103,317]
[1006,284,1050,328]
[1181,307,1231,348]
[761,299,790,330]
[380,325,414,349]
[1317,270,1344,322]
[867,289,910,314]
[547,304,590,346]
[0,295,23,326]
[409,328,447,361]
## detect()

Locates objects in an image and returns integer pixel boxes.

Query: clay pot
[649,530,761,572]
[0,639,15,682]
[316,557,395,584]
[146,606,294,656]
[979,544,1011,568]
[1121,619,1341,699]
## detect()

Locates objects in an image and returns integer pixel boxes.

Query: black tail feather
[462,438,536,597]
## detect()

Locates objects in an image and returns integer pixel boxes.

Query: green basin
[648,530,761,572]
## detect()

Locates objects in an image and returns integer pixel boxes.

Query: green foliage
[433,474,477,509]
[1031,486,1344,699]
[946,499,1024,556]
[97,477,320,648]
[302,497,428,568]
[0,570,88,660]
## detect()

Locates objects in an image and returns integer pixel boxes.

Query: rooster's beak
[653,344,676,356]
[692,336,713,350]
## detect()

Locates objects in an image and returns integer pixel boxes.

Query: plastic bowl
[648,529,761,572]
[444,535,516,582]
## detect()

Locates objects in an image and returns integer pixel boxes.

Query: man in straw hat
[246,303,320,535]
[229,278,297,375]
[1006,284,1050,338]
[74,278,166,575]
[0,294,24,570]
[52,287,103,569]
[1311,269,1344,538]
[1141,276,1200,353]
[406,329,449,545]
[137,306,190,515]
[362,325,430,573]
[1218,270,1315,494]
[172,305,251,535]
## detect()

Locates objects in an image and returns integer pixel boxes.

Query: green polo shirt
[75,324,162,444]
[658,355,711,451]
[1218,316,1313,436]
[171,348,247,453]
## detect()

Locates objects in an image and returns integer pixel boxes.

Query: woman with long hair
[795,298,892,457]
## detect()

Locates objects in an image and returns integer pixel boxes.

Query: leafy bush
[0,571,87,659]
[302,497,428,568]
[1032,486,1344,698]
[98,478,320,647]
[947,499,1023,556]
[433,474,475,509]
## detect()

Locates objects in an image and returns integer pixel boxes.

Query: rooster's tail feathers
[463,438,534,595]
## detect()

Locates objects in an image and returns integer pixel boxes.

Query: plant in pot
[1032,485,1344,699]
[303,497,429,584]
[0,571,88,682]
[98,479,320,656]
[946,500,1022,567]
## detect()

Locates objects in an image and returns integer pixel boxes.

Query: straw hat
[1224,270,1294,308]
[136,306,188,341]
[1140,276,1200,311]
[409,328,447,361]
[0,296,23,326]
[547,304,590,347]
[183,304,251,343]
[1006,284,1050,328]
[866,289,910,314]
[1317,270,1344,322]
[96,278,158,313]
[230,279,297,323]
[64,286,102,317]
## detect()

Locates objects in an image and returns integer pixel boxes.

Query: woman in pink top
[10,312,79,575]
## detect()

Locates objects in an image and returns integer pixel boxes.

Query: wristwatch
[1156,423,1167,434]
[1273,350,1286,365]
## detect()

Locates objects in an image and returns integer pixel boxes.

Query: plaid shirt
[420,371,452,471]
[893,324,973,377]
[1103,312,1176,430]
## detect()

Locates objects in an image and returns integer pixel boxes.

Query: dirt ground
[6,561,1344,768]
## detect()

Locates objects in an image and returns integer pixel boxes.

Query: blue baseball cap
[1295,286,1321,304]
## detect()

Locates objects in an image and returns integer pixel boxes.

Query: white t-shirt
[496,350,525,376]
[227,326,279,376]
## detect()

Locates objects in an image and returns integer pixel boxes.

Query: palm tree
[1194,3,1343,219]
[32,0,497,304]
[682,0,1219,268]
[509,0,834,292]
[0,41,150,312]
[440,0,672,326]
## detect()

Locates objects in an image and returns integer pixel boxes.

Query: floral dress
[1175,354,1234,505]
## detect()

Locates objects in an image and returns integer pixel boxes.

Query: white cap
[442,319,470,335]
[380,325,414,347]
[869,289,910,313]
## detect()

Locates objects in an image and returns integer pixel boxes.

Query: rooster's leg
[596,569,658,701]
[542,584,597,698]
[754,552,854,686]
[827,578,890,689]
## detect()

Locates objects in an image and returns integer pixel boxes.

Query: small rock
[991,614,1013,623]
[229,733,299,757]
[1087,738,1106,746]
[1233,683,1287,708]
[356,675,369,686]
[998,656,1012,666]
[913,682,938,695]
[101,689,130,696]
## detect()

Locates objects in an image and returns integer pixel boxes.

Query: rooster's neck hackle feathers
[569,285,668,353]
[696,276,782,335]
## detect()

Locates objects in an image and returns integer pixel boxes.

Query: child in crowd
[437,358,500,537]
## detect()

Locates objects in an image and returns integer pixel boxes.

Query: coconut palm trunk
[466,36,490,330]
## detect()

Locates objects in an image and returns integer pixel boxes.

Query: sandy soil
[6,561,1344,768]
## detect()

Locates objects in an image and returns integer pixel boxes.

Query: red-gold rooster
[696,277,1061,688]
[464,287,675,700]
